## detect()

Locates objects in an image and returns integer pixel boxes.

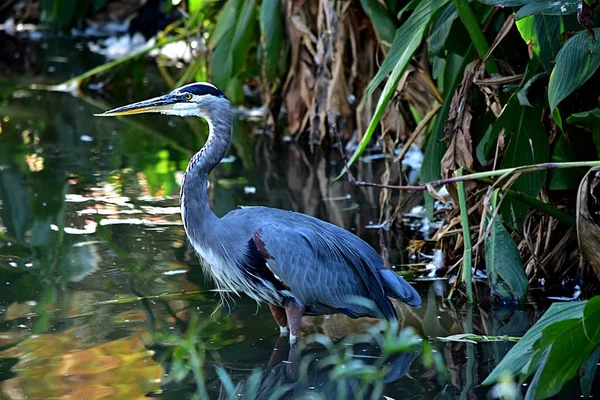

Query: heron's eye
[184,93,193,100]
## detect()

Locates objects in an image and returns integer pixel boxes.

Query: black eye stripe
[179,83,227,99]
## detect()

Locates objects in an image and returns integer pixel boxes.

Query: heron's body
[98,82,421,343]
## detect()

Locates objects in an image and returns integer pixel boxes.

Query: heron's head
[95,82,229,119]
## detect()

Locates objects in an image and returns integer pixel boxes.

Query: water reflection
[0,83,561,399]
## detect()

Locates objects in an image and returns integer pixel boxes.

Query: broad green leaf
[583,296,600,342]
[477,0,529,6]
[260,0,284,79]
[515,0,579,20]
[427,3,458,56]
[209,0,241,48]
[337,0,450,178]
[500,107,549,228]
[526,298,600,398]
[360,0,397,44]
[486,190,529,303]
[517,72,547,107]
[517,15,563,72]
[231,0,257,71]
[483,301,586,385]
[209,0,258,100]
[548,29,600,112]
[548,135,583,190]
[580,347,600,397]
[568,108,600,157]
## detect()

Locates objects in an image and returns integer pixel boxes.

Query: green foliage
[485,190,529,303]
[209,0,258,102]
[337,0,450,178]
[548,29,600,113]
[516,15,563,72]
[359,0,398,43]
[484,297,600,399]
[260,0,284,80]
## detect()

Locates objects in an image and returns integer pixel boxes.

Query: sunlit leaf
[548,28,600,112]
[517,15,563,72]
[189,0,205,14]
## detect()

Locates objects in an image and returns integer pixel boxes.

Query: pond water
[0,34,596,400]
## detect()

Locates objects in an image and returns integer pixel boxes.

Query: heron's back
[221,206,420,317]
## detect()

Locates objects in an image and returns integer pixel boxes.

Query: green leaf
[526,297,600,399]
[517,72,547,107]
[514,0,579,20]
[567,108,600,157]
[500,107,549,228]
[485,190,529,303]
[548,28,600,112]
[548,135,583,190]
[427,3,458,56]
[580,347,600,397]
[260,0,284,79]
[517,15,563,72]
[483,301,586,385]
[189,0,205,14]
[209,0,241,48]
[337,0,450,178]
[209,0,258,100]
[360,0,398,44]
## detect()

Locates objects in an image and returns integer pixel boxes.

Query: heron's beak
[94,94,179,117]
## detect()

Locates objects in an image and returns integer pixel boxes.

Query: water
[0,35,593,400]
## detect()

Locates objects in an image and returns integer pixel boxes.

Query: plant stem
[46,31,191,89]
[456,168,474,303]
[503,188,576,226]
[345,161,600,191]
[452,0,499,75]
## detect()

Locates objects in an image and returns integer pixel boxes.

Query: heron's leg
[268,304,288,335]
[284,305,305,345]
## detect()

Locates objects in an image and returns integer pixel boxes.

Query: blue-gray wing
[252,222,399,319]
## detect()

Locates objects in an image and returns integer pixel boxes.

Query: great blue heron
[96,82,421,344]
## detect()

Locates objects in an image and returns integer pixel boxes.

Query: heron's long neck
[181,109,232,240]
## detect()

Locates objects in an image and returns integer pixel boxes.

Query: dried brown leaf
[576,166,600,280]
